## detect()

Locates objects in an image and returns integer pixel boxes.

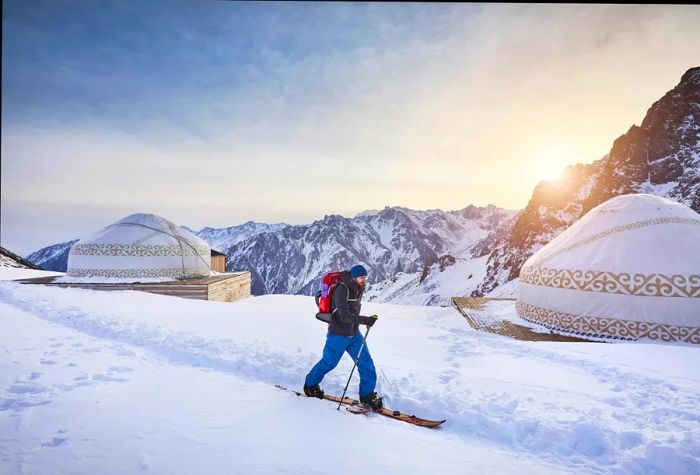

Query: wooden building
[210,249,227,273]
[15,272,251,303]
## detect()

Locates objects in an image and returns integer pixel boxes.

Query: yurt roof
[522,194,700,275]
[80,213,209,248]
[65,213,212,281]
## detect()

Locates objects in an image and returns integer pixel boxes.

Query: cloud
[2,2,699,250]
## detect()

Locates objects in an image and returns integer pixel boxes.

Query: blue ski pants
[305,330,377,398]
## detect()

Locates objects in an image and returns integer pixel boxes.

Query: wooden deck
[451,297,595,343]
[14,273,251,303]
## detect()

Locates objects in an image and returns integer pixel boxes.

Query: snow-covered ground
[0,266,63,281]
[1,269,699,474]
[486,278,519,298]
[0,253,64,280]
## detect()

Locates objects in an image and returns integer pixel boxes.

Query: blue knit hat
[350,264,368,278]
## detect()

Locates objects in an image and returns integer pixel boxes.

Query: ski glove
[364,315,379,327]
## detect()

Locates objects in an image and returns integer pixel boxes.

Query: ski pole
[337,325,371,410]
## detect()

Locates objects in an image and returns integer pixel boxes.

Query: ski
[345,405,372,415]
[274,384,355,403]
[275,384,445,428]
[368,406,445,428]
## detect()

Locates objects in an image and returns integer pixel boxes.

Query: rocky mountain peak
[680,66,700,85]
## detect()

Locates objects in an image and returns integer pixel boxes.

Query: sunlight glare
[528,145,578,184]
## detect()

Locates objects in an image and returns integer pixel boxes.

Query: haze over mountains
[22,67,700,305]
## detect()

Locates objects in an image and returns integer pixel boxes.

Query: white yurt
[517,194,700,344]
[66,213,212,280]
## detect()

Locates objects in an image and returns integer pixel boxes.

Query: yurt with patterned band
[516,194,700,344]
[66,213,212,280]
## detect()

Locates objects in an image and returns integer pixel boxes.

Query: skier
[304,264,383,409]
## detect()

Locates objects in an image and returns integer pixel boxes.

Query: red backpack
[315,271,344,320]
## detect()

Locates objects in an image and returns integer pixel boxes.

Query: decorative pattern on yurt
[516,194,700,344]
[67,213,212,280]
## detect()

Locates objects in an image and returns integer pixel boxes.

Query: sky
[2,2,699,255]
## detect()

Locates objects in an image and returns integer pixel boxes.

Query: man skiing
[304,264,383,409]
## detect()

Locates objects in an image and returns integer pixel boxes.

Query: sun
[528,145,579,184]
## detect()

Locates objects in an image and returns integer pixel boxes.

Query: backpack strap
[331,281,356,314]
[338,281,359,302]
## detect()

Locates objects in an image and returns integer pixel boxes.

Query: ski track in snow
[1,300,568,475]
[0,283,317,396]
[1,281,699,474]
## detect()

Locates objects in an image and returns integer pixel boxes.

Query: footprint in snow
[0,398,18,411]
[107,366,134,373]
[0,397,51,410]
[7,382,51,395]
[438,370,460,384]
[24,372,43,381]
[60,377,95,391]
[39,358,57,365]
[92,373,129,383]
[601,397,625,408]
[42,436,70,448]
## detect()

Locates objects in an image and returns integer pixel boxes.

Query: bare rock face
[475,67,700,295]
[419,255,456,284]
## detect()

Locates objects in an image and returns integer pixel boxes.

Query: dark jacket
[328,271,371,336]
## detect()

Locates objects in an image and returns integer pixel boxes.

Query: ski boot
[303,383,325,399]
[360,391,383,409]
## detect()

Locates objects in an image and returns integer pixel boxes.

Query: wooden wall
[15,272,251,303]
[208,272,251,302]
[211,255,227,273]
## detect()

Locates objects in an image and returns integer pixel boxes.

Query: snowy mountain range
[22,67,699,305]
[181,221,288,253]
[474,66,700,294]
[222,205,515,297]
[24,205,516,304]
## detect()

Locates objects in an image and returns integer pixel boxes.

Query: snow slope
[0,249,64,280]
[1,270,698,474]
[486,278,519,298]
[0,266,63,281]
[364,255,488,306]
